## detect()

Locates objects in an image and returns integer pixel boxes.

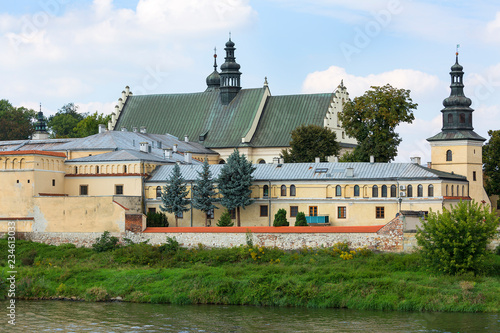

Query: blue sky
[2,0,500,162]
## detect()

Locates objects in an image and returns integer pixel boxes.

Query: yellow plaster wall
[64,176,143,196]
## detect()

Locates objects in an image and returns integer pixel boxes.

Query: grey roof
[45,131,216,155]
[0,138,74,152]
[147,162,467,183]
[65,149,201,164]
[427,130,486,142]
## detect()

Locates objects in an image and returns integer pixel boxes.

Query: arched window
[96,166,99,174]
[372,185,378,198]
[156,186,161,198]
[459,113,465,123]
[381,185,387,197]
[263,185,269,198]
[407,185,413,197]
[448,114,453,123]
[290,185,296,197]
[417,184,423,197]
[451,185,454,196]
[74,166,78,174]
[462,185,464,197]
[336,185,341,197]
[258,159,266,164]
[281,185,287,197]
[428,184,434,197]
[390,185,397,197]
[354,185,360,197]
[446,185,449,196]
[123,165,127,173]
[219,159,226,164]
[446,150,452,161]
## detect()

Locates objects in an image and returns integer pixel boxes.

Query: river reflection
[3,300,499,332]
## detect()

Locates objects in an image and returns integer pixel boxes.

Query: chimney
[427,162,432,169]
[334,156,339,163]
[121,127,127,132]
[173,144,178,153]
[132,127,138,133]
[273,157,279,164]
[98,124,106,134]
[164,148,172,159]
[370,155,375,164]
[410,156,421,165]
[184,151,192,164]
[279,158,284,164]
[315,157,320,163]
[184,135,189,142]
[139,142,149,153]
[140,126,147,134]
[346,167,354,177]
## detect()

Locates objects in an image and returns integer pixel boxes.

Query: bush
[92,231,119,253]
[160,236,180,253]
[416,200,500,275]
[273,208,289,226]
[295,212,308,226]
[216,210,234,227]
[146,211,169,227]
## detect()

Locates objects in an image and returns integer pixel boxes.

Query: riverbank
[1,238,499,312]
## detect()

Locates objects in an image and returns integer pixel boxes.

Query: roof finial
[229,31,231,40]
[264,76,268,87]
[213,46,218,70]
[456,44,460,62]
[39,102,42,112]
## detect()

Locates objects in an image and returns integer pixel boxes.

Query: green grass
[1,238,499,312]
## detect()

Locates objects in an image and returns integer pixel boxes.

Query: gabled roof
[65,149,198,164]
[114,88,267,148]
[147,162,467,183]
[249,93,333,147]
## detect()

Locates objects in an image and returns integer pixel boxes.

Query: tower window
[446,150,452,161]
[459,113,465,123]
[448,114,453,123]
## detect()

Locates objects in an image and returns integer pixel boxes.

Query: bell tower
[219,36,242,105]
[427,52,489,205]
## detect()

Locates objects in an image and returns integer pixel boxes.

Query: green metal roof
[249,93,333,147]
[427,129,486,142]
[115,88,266,148]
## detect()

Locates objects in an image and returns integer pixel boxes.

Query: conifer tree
[192,159,218,227]
[217,149,256,226]
[160,164,189,227]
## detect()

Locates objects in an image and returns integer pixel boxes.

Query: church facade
[107,38,357,164]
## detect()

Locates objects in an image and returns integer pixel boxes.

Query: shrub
[92,231,119,252]
[21,249,37,266]
[416,200,500,275]
[146,212,169,227]
[160,236,180,253]
[295,212,308,226]
[273,208,289,227]
[216,210,234,227]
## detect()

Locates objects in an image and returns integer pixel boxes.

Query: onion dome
[206,52,220,90]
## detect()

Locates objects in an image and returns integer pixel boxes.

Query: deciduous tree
[281,124,340,163]
[339,84,417,162]
[48,103,86,138]
[0,99,36,140]
[74,111,112,137]
[192,159,218,227]
[217,149,255,226]
[160,164,190,227]
[483,130,500,196]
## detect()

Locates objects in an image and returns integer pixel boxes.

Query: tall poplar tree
[160,164,189,227]
[192,159,218,227]
[217,149,255,227]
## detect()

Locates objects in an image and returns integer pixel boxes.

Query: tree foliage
[48,103,86,138]
[217,149,255,226]
[483,129,500,196]
[192,159,218,227]
[160,164,190,227]
[281,124,340,163]
[216,210,234,227]
[273,208,289,227]
[339,84,417,162]
[0,99,36,140]
[295,212,308,226]
[74,111,112,138]
[416,200,499,275]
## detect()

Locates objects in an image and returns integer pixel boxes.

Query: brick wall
[125,214,145,233]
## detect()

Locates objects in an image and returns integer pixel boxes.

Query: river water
[2,300,499,332]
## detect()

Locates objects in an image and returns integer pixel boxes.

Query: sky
[2,0,500,162]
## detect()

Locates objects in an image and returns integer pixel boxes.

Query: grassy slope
[1,239,499,312]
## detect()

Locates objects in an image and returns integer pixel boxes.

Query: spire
[220,35,242,105]
[205,47,221,91]
[33,103,49,140]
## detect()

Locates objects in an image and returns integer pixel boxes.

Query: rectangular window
[376,206,385,219]
[115,185,124,195]
[229,209,236,219]
[260,205,268,217]
[148,208,156,214]
[309,206,318,216]
[338,206,346,219]
[52,179,55,187]
[290,206,298,217]
[80,185,88,196]
[207,209,214,220]
[473,171,476,181]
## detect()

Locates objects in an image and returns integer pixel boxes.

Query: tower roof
[206,50,221,91]
[428,53,485,142]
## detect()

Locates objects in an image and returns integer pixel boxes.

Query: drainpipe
[190,180,193,227]
[268,180,272,226]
